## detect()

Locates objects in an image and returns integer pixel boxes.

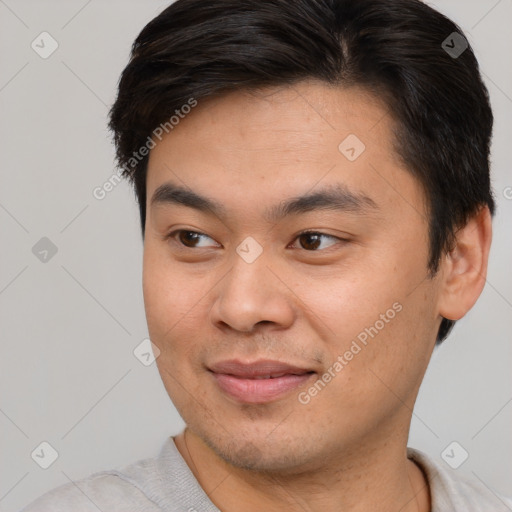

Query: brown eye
[167,230,218,249]
[299,233,322,250]
[178,231,202,247]
[293,232,341,251]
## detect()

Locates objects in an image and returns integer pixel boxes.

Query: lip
[208,359,315,404]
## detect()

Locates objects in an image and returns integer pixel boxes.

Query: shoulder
[20,436,215,512]
[408,447,512,511]
[20,471,163,512]
[19,440,177,512]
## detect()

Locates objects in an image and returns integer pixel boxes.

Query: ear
[437,206,493,321]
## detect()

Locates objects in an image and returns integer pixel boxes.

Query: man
[22,0,511,510]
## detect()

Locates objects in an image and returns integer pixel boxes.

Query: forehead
[146,81,426,225]
[151,82,395,157]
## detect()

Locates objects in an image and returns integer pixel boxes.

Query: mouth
[207,359,316,404]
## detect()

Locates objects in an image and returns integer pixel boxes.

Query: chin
[193,424,320,474]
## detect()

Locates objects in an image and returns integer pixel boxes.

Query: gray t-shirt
[21,437,512,511]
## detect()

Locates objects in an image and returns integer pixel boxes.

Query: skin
[142,81,492,512]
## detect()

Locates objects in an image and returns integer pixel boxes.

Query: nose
[209,250,296,334]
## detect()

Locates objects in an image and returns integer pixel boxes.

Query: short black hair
[109,0,495,344]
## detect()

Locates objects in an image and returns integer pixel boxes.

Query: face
[143,82,441,473]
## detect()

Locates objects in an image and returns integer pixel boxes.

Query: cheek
[142,247,211,405]
[142,244,207,347]
[297,267,434,404]
[293,305,424,442]
[298,268,398,344]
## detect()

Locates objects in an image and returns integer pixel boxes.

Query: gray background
[0,0,511,510]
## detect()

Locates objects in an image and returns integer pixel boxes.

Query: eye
[290,231,343,251]
[167,230,220,249]
[166,229,345,252]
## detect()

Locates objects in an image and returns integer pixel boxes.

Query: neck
[174,429,430,512]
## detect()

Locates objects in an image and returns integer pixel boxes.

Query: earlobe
[437,206,493,321]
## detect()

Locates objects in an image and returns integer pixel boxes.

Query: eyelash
[165,229,346,252]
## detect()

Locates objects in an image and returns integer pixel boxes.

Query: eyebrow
[150,182,379,223]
